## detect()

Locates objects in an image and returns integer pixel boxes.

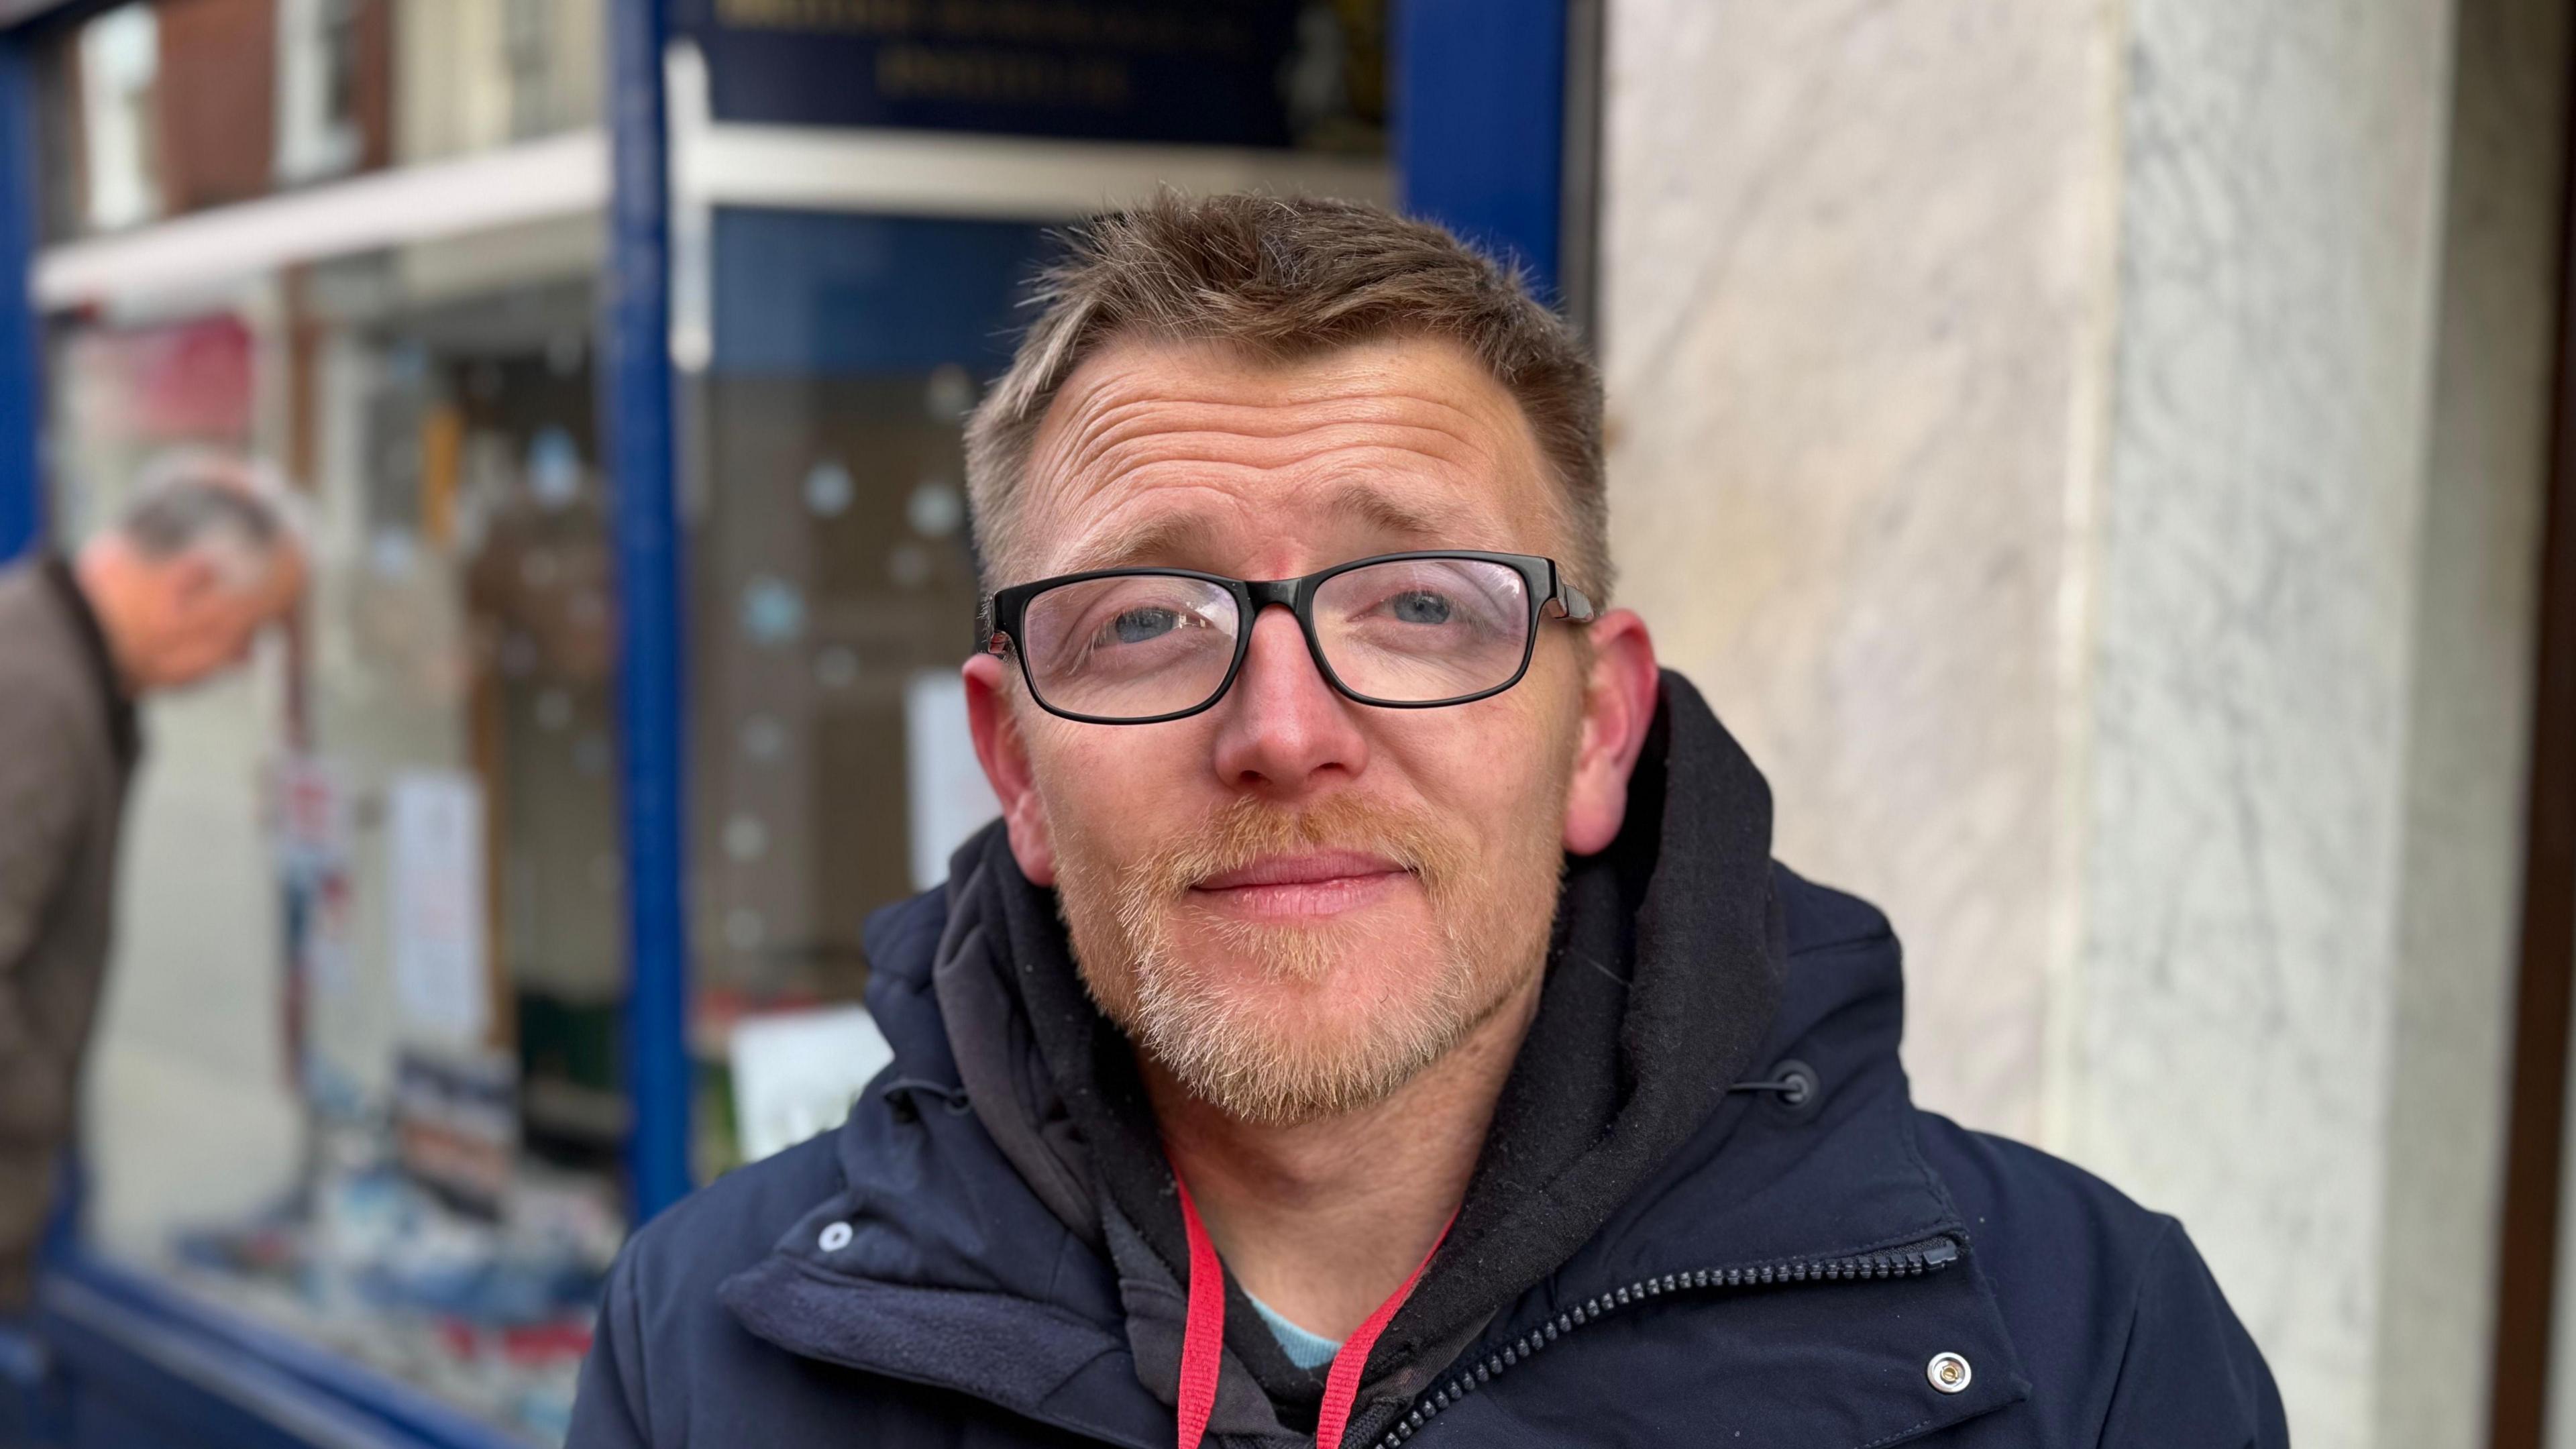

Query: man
[572,196,2285,1448]
[0,455,307,1310]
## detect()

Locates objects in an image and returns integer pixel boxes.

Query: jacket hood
[718,674,2028,1448]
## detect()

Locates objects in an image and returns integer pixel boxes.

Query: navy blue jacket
[571,682,2285,1448]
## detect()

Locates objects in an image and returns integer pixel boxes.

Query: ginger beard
[1051,788,1569,1126]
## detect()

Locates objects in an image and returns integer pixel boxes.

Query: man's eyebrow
[1324,480,1478,543]
[1055,513,1222,575]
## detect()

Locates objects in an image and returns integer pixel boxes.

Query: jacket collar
[720,675,2029,1447]
[38,553,140,771]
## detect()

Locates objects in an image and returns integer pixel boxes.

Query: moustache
[1130,794,1474,908]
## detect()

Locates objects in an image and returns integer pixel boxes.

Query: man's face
[965,336,1649,1126]
[133,545,306,690]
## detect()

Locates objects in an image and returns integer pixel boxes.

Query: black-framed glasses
[978,550,1597,724]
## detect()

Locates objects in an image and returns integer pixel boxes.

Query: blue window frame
[0,24,42,559]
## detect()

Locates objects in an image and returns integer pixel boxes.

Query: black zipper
[1366,1234,1963,1448]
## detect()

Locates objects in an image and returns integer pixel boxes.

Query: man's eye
[1108,607,1183,644]
[1388,590,1455,625]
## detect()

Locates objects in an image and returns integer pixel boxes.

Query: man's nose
[1208,606,1369,796]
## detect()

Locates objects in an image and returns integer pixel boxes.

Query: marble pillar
[1603,0,2561,1444]
[2072,1,2455,1443]
[1601,0,2125,1144]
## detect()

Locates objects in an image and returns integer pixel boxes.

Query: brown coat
[0,558,135,1308]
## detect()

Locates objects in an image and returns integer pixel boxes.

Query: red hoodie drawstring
[1174,1175,1228,1448]
[1172,1175,1451,1449]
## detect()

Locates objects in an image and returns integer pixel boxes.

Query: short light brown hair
[963,193,1610,598]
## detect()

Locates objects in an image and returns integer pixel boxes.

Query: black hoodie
[574,675,2288,1449]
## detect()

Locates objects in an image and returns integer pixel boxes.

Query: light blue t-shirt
[1245,1291,1344,1371]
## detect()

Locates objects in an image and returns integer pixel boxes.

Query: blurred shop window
[275,0,392,184]
[74,3,162,232]
[45,0,611,191]
[290,264,621,1438]
[500,0,553,137]
[500,0,599,140]
[686,211,1053,1174]
[1287,0,1388,152]
[53,241,618,1442]
[396,0,602,164]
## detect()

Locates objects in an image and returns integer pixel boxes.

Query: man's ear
[963,653,1058,886]
[1562,608,1660,857]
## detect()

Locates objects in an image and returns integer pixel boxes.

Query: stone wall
[1602,0,2562,1443]
[1601,0,2125,1144]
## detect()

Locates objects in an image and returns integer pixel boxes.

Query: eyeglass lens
[1017,557,1534,720]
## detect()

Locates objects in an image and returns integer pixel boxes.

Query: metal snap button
[819,1221,854,1252]
[1926,1351,1972,1394]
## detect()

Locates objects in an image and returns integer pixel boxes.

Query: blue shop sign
[672,0,1305,146]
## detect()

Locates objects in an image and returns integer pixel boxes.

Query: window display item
[728,1006,894,1163]
[390,771,495,1044]
[393,1049,518,1216]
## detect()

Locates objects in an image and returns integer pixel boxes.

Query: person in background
[572,196,2286,1448]
[0,453,306,1316]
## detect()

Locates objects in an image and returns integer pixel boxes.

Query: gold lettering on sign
[714,0,926,32]
[874,44,1131,109]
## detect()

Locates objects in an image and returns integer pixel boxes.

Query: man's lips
[1188,851,1412,919]
[1193,851,1409,891]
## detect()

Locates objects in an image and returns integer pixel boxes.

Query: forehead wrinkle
[1072,426,1503,509]
[1077,378,1507,435]
[1051,381,1513,486]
